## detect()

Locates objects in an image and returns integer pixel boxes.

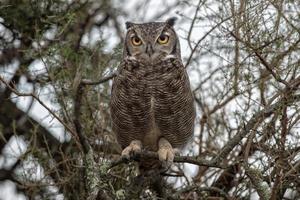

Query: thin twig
[229,31,291,87]
[0,75,81,148]
[185,15,233,68]
[213,93,300,164]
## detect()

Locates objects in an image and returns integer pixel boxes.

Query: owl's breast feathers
[110,58,195,151]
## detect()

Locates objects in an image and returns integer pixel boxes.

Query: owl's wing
[110,60,151,148]
[152,58,196,148]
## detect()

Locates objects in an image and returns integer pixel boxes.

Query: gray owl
[110,18,195,168]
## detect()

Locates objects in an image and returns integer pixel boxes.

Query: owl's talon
[158,138,174,169]
[120,153,130,161]
[158,148,174,169]
[121,140,142,159]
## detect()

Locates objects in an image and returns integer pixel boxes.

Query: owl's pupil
[160,35,166,41]
[134,37,140,43]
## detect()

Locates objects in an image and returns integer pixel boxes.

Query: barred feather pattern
[110,57,195,152]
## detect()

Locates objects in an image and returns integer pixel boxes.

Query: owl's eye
[157,34,169,44]
[131,36,142,46]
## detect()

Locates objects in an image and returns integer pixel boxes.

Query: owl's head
[123,18,180,64]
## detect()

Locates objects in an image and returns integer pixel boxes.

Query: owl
[110,18,195,168]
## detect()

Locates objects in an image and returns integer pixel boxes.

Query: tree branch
[0,75,82,148]
[81,72,116,86]
[213,93,300,164]
[109,150,229,169]
[229,31,290,87]
[244,165,271,200]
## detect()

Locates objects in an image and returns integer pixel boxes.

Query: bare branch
[81,72,116,86]
[244,165,271,200]
[0,75,82,149]
[109,150,229,169]
[213,93,300,164]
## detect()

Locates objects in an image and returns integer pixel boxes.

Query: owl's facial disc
[130,31,175,63]
[124,21,178,64]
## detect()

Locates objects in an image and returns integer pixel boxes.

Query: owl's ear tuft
[166,17,177,27]
[125,22,134,29]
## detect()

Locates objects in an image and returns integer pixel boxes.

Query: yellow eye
[157,34,169,44]
[131,36,142,46]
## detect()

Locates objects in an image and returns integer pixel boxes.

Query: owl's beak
[145,43,154,58]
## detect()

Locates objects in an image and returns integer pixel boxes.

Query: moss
[246,166,271,200]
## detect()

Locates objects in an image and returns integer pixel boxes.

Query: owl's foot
[157,138,174,170]
[121,140,142,159]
